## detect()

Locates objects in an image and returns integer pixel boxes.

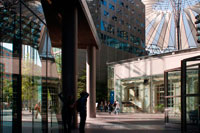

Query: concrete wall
[96,44,135,84]
[113,49,200,80]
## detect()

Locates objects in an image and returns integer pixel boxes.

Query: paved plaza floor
[2,111,184,133]
[82,112,181,133]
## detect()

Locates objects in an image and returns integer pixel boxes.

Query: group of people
[99,100,120,115]
[58,91,89,133]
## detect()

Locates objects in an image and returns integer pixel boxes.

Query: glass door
[185,65,200,131]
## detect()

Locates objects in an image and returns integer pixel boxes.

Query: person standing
[104,101,108,112]
[108,102,113,115]
[76,91,89,133]
[58,92,74,133]
[100,101,104,112]
[115,100,120,115]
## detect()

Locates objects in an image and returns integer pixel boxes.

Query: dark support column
[164,72,168,123]
[0,43,2,133]
[0,90,2,133]
[42,76,48,133]
[62,3,78,128]
[12,45,22,133]
[12,40,22,133]
[181,60,186,132]
[198,65,200,127]
[199,65,200,94]
[86,45,96,118]
[12,1,22,132]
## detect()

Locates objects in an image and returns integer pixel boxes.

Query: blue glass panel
[100,20,105,31]
[101,0,107,6]
[100,33,144,55]
[104,10,109,16]
[109,3,115,10]
[112,0,117,3]
[119,1,124,6]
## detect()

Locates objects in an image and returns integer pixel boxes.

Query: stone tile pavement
[80,112,181,133]
[2,112,186,133]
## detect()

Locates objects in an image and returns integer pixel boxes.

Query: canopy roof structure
[142,0,200,52]
[0,0,100,50]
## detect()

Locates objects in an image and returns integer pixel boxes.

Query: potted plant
[155,104,164,113]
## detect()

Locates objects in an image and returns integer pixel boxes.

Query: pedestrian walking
[115,100,120,115]
[76,91,89,133]
[34,102,41,119]
[113,101,117,114]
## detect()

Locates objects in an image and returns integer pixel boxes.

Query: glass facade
[0,1,61,132]
[165,63,200,132]
[88,0,146,56]
[107,51,200,132]
[107,65,166,113]
[100,33,145,56]
[107,66,114,102]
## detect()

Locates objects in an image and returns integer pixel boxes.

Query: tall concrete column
[86,45,97,118]
[62,3,78,128]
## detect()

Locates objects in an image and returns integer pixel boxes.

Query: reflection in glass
[0,43,13,132]
[186,97,200,131]
[186,69,198,95]
[0,1,62,132]
[166,71,181,124]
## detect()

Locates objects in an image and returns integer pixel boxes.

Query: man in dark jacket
[58,92,74,133]
[76,91,89,133]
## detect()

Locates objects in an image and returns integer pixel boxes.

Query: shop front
[107,48,200,114]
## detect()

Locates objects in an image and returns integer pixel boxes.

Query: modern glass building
[87,0,146,55]
[0,0,100,132]
[107,48,200,114]
[76,0,147,102]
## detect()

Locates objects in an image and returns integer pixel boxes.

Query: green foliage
[155,104,164,113]
[54,53,62,75]
[2,79,12,102]
[96,82,107,102]
[2,52,41,110]
[77,70,108,102]
[21,53,41,109]
[54,52,86,99]
[77,69,86,99]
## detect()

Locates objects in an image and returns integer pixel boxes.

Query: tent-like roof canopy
[142,0,200,51]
